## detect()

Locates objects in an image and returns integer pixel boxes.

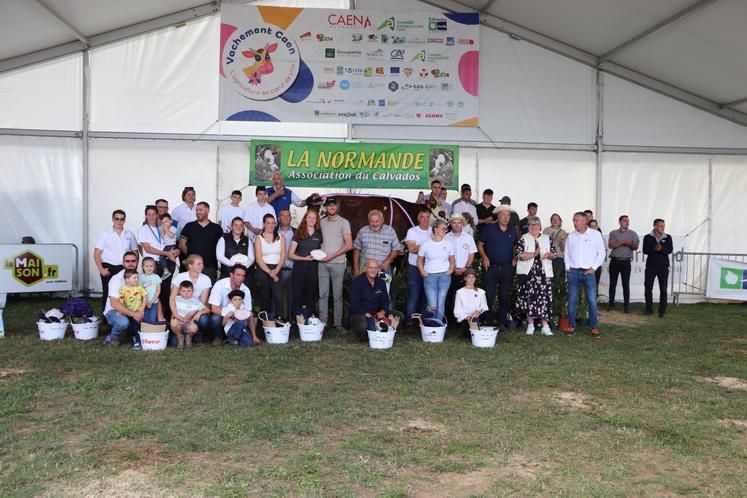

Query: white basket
[299,322,324,342]
[420,324,447,343]
[264,324,291,344]
[140,331,169,350]
[38,321,67,341]
[471,326,498,348]
[71,321,100,341]
[367,328,396,349]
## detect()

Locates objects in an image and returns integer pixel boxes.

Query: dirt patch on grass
[551,390,601,410]
[0,367,30,378]
[598,310,649,327]
[45,469,159,498]
[718,418,747,428]
[701,376,747,391]
[401,419,446,437]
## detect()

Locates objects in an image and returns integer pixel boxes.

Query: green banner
[250,140,458,190]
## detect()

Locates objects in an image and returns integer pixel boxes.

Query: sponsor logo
[339,80,351,90]
[375,66,385,75]
[325,48,336,58]
[380,34,389,43]
[418,68,429,77]
[388,100,398,106]
[390,49,405,60]
[392,36,406,44]
[378,99,386,106]
[411,50,426,62]
[390,66,400,74]
[222,24,300,101]
[367,99,376,106]
[446,36,454,46]
[441,82,452,90]
[388,81,399,92]
[428,18,448,31]
[364,66,373,76]
[368,34,378,42]
[317,80,336,89]
[458,38,476,45]
[336,49,362,57]
[328,14,372,28]
[316,33,333,42]
[313,110,336,117]
[430,69,449,78]
[427,52,449,62]
[300,31,312,39]
[345,67,364,75]
[378,17,395,30]
[351,34,363,42]
[403,67,413,77]
[336,65,344,75]
[368,82,385,89]
[3,250,59,287]
[428,37,444,44]
[720,268,747,289]
[457,101,464,108]
[425,113,443,118]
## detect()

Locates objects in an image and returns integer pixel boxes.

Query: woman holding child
[138,205,179,276]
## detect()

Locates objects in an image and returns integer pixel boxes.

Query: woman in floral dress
[515,216,557,336]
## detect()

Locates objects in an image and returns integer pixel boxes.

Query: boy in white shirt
[171,280,206,350]
[218,190,245,232]
[221,289,260,347]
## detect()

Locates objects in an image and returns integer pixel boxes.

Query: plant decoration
[60,298,97,324]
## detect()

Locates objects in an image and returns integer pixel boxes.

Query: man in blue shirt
[266,172,312,213]
[477,204,516,328]
[348,259,404,340]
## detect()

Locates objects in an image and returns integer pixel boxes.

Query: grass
[0,296,745,497]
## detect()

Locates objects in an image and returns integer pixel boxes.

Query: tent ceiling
[0,0,745,123]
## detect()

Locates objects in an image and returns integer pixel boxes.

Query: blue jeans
[423,272,451,322]
[227,319,254,347]
[104,309,139,340]
[567,268,599,328]
[406,264,425,325]
[143,302,158,323]
[197,313,224,340]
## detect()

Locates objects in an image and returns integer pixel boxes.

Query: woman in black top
[289,209,323,318]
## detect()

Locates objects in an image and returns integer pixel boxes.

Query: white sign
[0,245,76,293]
[706,257,747,301]
[219,5,480,126]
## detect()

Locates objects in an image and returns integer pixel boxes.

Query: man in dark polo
[477,204,516,328]
[178,201,224,283]
[607,215,639,313]
[642,218,673,318]
[348,259,404,340]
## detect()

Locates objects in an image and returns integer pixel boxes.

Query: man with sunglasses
[102,251,142,347]
[94,210,138,314]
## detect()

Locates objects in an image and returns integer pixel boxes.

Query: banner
[0,245,76,293]
[706,257,747,301]
[250,140,458,189]
[220,5,479,126]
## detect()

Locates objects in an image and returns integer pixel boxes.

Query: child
[119,268,147,349]
[159,213,178,278]
[222,289,260,347]
[454,268,489,337]
[139,257,163,323]
[218,190,244,232]
[170,280,205,350]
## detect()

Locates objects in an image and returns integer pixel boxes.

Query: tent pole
[595,70,604,223]
[707,158,712,254]
[81,49,90,294]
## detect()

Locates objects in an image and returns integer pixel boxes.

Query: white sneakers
[526,323,553,336]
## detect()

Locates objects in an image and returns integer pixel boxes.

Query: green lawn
[0,297,745,497]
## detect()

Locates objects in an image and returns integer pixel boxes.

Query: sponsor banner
[1,245,75,293]
[250,140,458,189]
[706,257,747,301]
[220,5,479,126]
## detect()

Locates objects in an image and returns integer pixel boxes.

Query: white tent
[1,0,746,300]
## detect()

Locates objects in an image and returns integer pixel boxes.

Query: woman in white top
[170,254,221,343]
[138,205,180,275]
[515,216,557,336]
[417,219,455,323]
[454,269,489,336]
[254,213,286,316]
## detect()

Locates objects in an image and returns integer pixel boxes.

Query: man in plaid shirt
[352,209,402,278]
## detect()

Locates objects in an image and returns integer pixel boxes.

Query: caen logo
[222,24,300,101]
[3,250,59,287]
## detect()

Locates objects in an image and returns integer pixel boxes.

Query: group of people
[93,173,674,348]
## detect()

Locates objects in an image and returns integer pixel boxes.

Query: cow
[242,43,278,85]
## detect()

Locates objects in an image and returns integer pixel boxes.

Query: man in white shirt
[404,208,432,326]
[171,186,197,234]
[450,184,478,227]
[243,186,276,242]
[102,251,141,347]
[218,190,245,232]
[206,264,251,344]
[94,209,139,314]
[445,213,477,323]
[564,211,606,338]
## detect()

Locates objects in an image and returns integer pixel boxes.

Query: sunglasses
[113,217,125,221]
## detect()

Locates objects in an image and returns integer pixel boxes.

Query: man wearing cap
[477,205,516,328]
[451,184,478,228]
[445,213,477,323]
[476,189,497,225]
[318,197,352,333]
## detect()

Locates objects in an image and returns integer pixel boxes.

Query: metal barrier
[671,251,747,303]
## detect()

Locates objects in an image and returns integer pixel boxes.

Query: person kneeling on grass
[170,280,206,350]
[453,268,489,337]
[348,259,404,341]
[221,289,260,347]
